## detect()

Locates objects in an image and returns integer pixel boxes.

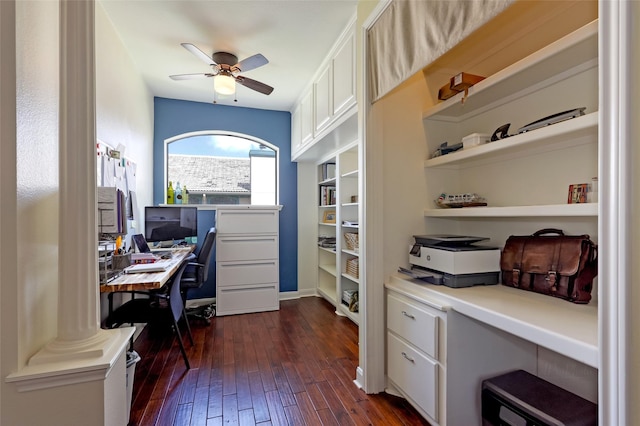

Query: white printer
[402,235,501,288]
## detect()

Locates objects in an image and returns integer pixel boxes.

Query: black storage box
[482,370,597,426]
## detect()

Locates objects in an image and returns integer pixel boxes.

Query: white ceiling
[99,0,359,112]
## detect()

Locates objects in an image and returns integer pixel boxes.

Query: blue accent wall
[153,97,297,297]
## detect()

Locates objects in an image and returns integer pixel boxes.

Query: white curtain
[368,0,513,103]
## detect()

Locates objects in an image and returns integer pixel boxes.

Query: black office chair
[106,259,194,369]
[181,227,216,323]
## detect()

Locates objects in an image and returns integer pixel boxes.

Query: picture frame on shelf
[322,210,336,223]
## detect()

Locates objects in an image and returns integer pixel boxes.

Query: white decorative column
[6,5,133,425]
[25,0,114,363]
[598,1,637,425]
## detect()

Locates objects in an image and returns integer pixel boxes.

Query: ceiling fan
[170,43,274,97]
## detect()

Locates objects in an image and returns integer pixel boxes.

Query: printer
[402,235,501,288]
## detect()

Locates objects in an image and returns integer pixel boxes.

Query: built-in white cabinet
[384,14,600,425]
[291,15,357,162]
[215,206,280,316]
[314,64,332,134]
[332,30,356,118]
[300,89,314,147]
[316,143,360,323]
[386,279,549,425]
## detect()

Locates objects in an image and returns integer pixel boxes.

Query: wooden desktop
[100,247,194,293]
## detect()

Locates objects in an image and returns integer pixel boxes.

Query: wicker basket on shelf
[344,232,359,252]
[346,258,359,278]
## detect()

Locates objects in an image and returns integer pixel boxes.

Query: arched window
[164,131,278,205]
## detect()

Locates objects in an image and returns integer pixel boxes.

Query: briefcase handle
[533,228,565,236]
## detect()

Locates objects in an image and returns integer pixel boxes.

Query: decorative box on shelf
[346,258,359,278]
[344,232,359,251]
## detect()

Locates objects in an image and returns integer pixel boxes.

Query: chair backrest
[169,260,190,321]
[197,227,216,282]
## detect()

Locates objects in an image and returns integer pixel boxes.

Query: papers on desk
[124,263,168,274]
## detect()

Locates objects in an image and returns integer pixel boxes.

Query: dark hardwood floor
[128,296,430,426]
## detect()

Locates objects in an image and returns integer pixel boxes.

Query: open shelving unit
[316,142,360,323]
[386,15,601,425]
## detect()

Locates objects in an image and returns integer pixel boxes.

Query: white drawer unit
[216,207,280,316]
[386,288,447,425]
[387,293,438,359]
[216,235,279,262]
[217,260,279,287]
[216,208,278,234]
[387,333,439,420]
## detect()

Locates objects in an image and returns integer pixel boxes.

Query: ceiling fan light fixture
[214,74,236,95]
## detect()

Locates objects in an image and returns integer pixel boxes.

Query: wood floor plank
[238,408,256,426]
[222,393,239,426]
[264,389,289,425]
[248,370,271,423]
[126,297,431,426]
[190,385,210,426]
[293,391,323,426]
[315,380,356,426]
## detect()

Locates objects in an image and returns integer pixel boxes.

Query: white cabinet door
[300,89,314,146]
[314,64,332,134]
[290,103,301,158]
[332,31,355,117]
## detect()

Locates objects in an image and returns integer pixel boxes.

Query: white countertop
[386,274,598,368]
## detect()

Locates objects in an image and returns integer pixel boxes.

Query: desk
[100,247,193,293]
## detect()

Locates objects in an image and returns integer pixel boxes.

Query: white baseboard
[187,290,323,308]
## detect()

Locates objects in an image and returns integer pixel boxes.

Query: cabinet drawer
[387,332,438,421]
[216,284,279,316]
[387,293,438,359]
[217,260,279,287]
[216,235,278,261]
[216,209,278,234]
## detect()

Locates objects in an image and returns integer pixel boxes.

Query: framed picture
[322,210,336,223]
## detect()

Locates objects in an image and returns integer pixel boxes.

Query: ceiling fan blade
[181,43,216,65]
[235,54,269,72]
[170,73,214,80]
[235,76,274,95]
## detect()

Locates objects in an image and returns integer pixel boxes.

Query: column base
[6,327,134,392]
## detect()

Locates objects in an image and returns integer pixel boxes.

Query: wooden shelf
[318,222,337,227]
[319,264,337,277]
[387,275,598,368]
[341,273,359,284]
[317,286,337,305]
[338,304,359,324]
[423,112,597,169]
[342,249,359,257]
[318,177,336,185]
[341,169,359,179]
[424,202,597,218]
[318,246,336,254]
[422,21,597,122]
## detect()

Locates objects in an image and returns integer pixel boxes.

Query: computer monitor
[144,206,198,243]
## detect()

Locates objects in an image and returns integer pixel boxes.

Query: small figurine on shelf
[435,192,487,208]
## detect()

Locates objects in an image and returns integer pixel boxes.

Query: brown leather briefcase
[500,229,598,303]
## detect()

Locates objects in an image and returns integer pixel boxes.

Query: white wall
[96,2,154,234]
[1,1,154,423]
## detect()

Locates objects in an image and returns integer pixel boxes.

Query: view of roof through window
[167,134,277,205]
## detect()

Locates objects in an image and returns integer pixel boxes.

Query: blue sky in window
[168,134,265,158]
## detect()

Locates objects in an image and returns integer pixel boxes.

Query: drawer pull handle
[401,311,415,319]
[401,352,415,363]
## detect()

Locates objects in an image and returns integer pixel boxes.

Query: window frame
[163,130,280,206]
